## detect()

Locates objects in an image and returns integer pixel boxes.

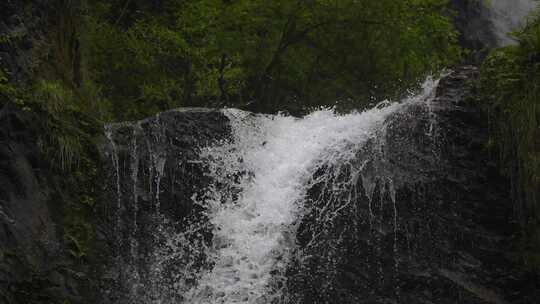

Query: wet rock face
[100,67,538,304]
[99,109,230,303]
[0,104,80,303]
[288,66,539,304]
[450,0,499,50]
[0,2,89,303]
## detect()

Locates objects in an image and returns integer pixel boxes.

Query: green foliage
[28,77,99,269]
[29,0,103,171]
[32,79,85,171]
[85,0,461,118]
[0,68,19,101]
[0,26,25,46]
[0,1,103,277]
[2,0,463,288]
[60,151,99,273]
[479,11,540,269]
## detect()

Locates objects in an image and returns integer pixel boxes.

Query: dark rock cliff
[0,1,536,303]
[450,0,499,51]
[0,2,92,303]
[0,104,84,303]
[287,66,539,304]
[99,67,538,303]
[99,109,230,303]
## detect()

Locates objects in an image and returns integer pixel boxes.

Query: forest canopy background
[80,0,461,120]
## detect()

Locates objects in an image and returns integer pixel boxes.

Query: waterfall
[102,77,442,304]
[488,0,537,46]
[182,79,438,303]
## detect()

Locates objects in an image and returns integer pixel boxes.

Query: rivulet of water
[181,78,441,304]
[104,76,441,304]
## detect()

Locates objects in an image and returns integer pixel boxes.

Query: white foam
[184,78,440,303]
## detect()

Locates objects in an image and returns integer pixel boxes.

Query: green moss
[31,79,84,171]
[0,68,22,104]
[63,152,99,266]
[479,11,540,270]
[0,4,103,295]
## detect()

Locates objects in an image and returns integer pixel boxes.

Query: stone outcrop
[1,0,537,302]
[99,67,539,304]
[0,104,84,303]
[450,0,499,51]
[287,66,539,304]
[0,2,92,303]
[99,109,230,303]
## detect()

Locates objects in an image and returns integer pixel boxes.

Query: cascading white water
[178,78,441,304]
[488,0,537,46]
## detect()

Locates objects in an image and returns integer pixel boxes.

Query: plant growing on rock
[480,9,540,269]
